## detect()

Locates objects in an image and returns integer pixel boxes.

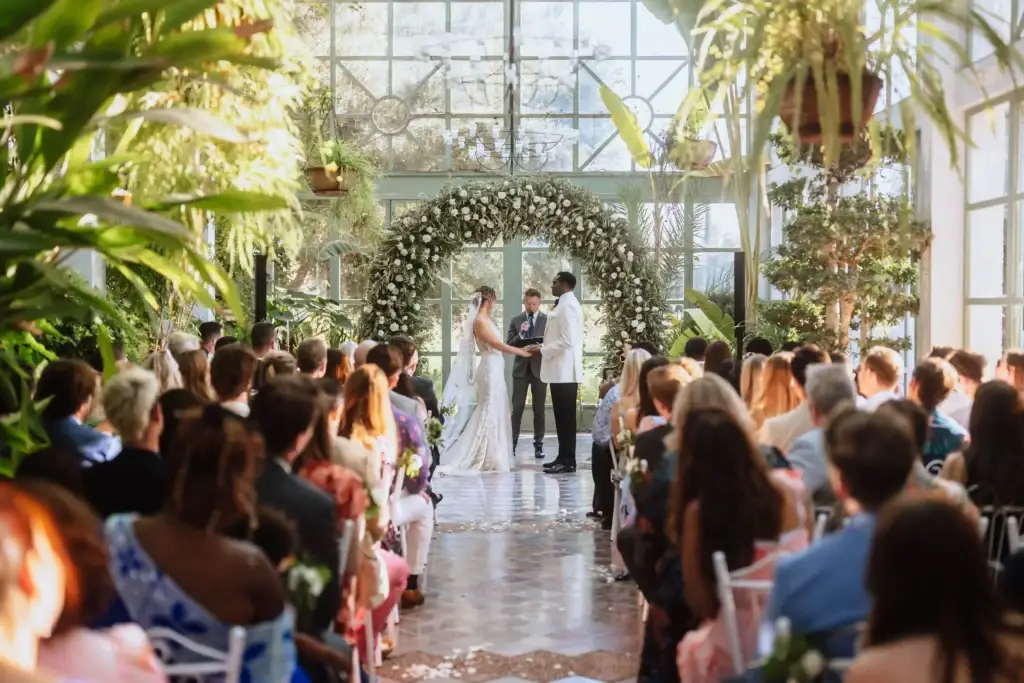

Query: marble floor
[383,435,641,683]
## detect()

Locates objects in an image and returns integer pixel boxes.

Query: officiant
[507,288,547,459]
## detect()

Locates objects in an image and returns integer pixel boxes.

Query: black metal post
[254,253,268,322]
[734,251,746,365]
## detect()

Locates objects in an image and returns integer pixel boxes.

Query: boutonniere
[285,559,330,615]
[425,416,443,448]
[762,617,827,683]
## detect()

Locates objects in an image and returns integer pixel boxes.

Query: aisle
[384,435,641,683]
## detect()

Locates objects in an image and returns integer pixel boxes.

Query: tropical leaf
[685,288,735,342]
[599,85,653,169]
[96,108,248,143]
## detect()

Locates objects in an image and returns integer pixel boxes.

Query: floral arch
[357,177,667,367]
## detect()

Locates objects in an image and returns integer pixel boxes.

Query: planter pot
[779,70,883,143]
[670,139,718,171]
[305,167,358,195]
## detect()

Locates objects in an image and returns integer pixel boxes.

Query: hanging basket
[779,70,883,143]
[669,139,718,171]
[305,167,358,196]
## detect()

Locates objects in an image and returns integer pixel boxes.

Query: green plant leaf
[146,27,247,63]
[0,0,56,41]
[161,0,224,31]
[685,288,734,341]
[97,324,117,381]
[4,115,62,130]
[30,0,104,47]
[34,197,190,237]
[148,191,290,213]
[96,108,248,143]
[599,85,653,169]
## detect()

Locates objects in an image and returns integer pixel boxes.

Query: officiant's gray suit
[507,310,547,455]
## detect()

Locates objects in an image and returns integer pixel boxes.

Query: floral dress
[105,514,296,683]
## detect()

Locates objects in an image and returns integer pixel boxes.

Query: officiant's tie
[527,314,535,338]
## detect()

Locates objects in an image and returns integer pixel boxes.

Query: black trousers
[549,382,578,466]
[591,441,614,516]
[510,370,546,452]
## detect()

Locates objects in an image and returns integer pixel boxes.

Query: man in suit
[507,288,547,460]
[365,343,421,419]
[35,359,120,467]
[533,272,584,474]
[250,376,340,640]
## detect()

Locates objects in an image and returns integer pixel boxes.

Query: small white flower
[399,248,408,256]
[395,274,404,282]
[525,184,533,191]
[627,252,634,262]
[634,277,641,284]
[533,196,543,204]
[513,199,521,209]
[508,187,516,195]
[450,209,458,217]
[613,289,622,298]
[449,232,455,239]
[390,322,399,331]
[462,207,470,215]
[616,340,623,347]
[432,254,439,261]
[433,207,441,216]
[464,231,472,237]
[421,216,427,223]
[630,320,638,328]
[497,192,506,199]
[562,200,570,207]
[610,272,618,279]
[636,296,643,302]
[587,220,594,229]
[459,190,468,198]
[801,651,824,678]
[481,196,489,204]
[636,322,646,332]
[548,202,556,210]
[470,198,476,205]
[405,263,413,270]
[617,244,626,253]
[620,331,628,339]
[528,205,535,213]
[449,199,456,206]
[418,268,423,275]
[423,234,432,243]
[387,283,397,292]
[413,303,421,311]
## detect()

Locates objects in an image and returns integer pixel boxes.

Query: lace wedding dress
[437,301,513,475]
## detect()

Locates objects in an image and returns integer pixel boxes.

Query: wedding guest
[857,346,903,411]
[590,366,619,524]
[156,390,202,459]
[83,368,165,518]
[739,354,767,408]
[702,341,733,382]
[21,481,165,683]
[324,348,352,390]
[16,447,84,496]
[0,483,77,679]
[750,353,800,430]
[929,345,955,359]
[211,344,257,418]
[365,343,425,423]
[785,365,857,504]
[254,350,297,392]
[198,321,222,360]
[166,331,200,362]
[141,351,182,393]
[388,336,440,421]
[339,340,358,367]
[611,348,653,445]
[105,405,295,683]
[35,360,119,467]
[176,349,216,403]
[352,340,377,369]
[940,349,986,429]
[908,357,966,467]
[765,408,917,660]
[683,338,708,363]
[673,407,809,683]
[745,337,773,357]
[758,345,830,453]
[250,377,339,638]
[214,336,238,352]
[636,356,672,433]
[847,498,1024,683]
[297,338,328,379]
[250,321,277,360]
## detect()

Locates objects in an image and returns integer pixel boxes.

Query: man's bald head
[353,339,377,368]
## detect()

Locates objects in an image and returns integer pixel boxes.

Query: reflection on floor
[385,435,641,683]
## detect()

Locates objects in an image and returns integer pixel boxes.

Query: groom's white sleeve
[541,306,579,355]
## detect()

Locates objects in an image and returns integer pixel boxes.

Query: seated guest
[0,483,89,680]
[390,336,442,482]
[908,357,966,467]
[939,349,985,429]
[785,365,857,504]
[745,337,774,357]
[106,405,295,683]
[847,498,1024,683]
[590,368,619,524]
[702,341,734,385]
[856,346,903,411]
[758,345,831,453]
[611,348,652,446]
[739,354,767,409]
[211,344,257,417]
[166,331,200,362]
[633,363,688,473]
[250,377,340,640]
[674,405,809,683]
[82,368,165,518]
[324,348,352,391]
[176,349,215,403]
[35,360,119,467]
[750,353,800,430]
[21,481,166,683]
[352,340,377,369]
[765,408,917,660]
[683,337,708,364]
[250,321,278,360]
[635,357,672,434]
[16,446,84,495]
[366,343,424,422]
[297,338,328,379]
[198,320,222,359]
[214,336,238,352]
[254,350,298,392]
[156,390,202,458]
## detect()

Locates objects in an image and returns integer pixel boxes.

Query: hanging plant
[666,89,717,170]
[306,139,379,197]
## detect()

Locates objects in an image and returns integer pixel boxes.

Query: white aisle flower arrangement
[357,177,668,366]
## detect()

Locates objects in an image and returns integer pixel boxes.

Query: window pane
[968,205,1007,298]
[693,252,736,294]
[523,252,571,294]
[582,303,608,354]
[703,204,741,249]
[450,251,504,299]
[419,303,443,353]
[970,0,1012,61]
[580,3,632,56]
[967,102,1009,204]
[336,3,388,56]
[968,305,1006,371]
[452,304,504,350]
[416,356,444,396]
[581,356,606,405]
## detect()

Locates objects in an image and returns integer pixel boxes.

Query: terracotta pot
[671,139,718,170]
[779,70,883,143]
[305,167,359,195]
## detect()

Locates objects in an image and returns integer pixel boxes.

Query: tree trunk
[839,296,856,350]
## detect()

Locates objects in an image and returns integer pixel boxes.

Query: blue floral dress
[105,514,297,683]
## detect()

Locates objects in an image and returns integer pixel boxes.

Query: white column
[65,249,106,292]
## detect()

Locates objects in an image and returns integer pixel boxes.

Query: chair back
[926,460,944,476]
[712,550,777,675]
[338,518,356,577]
[1008,516,1023,555]
[813,514,829,543]
[979,506,1024,579]
[148,626,245,683]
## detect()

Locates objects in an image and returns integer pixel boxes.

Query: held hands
[524,344,542,356]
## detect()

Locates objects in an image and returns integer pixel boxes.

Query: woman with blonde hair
[177,349,215,403]
[740,353,768,408]
[611,348,653,447]
[141,349,182,394]
[750,352,801,428]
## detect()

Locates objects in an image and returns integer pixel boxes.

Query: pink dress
[676,472,809,683]
[38,625,167,683]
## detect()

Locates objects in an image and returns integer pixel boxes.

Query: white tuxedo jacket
[540,291,584,384]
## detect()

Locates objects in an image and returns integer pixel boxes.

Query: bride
[438,285,532,475]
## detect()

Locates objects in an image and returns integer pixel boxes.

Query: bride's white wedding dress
[437,312,513,475]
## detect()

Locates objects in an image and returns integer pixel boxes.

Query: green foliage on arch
[358,177,668,367]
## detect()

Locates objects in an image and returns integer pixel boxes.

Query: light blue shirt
[591,384,620,445]
[786,428,831,502]
[763,513,876,659]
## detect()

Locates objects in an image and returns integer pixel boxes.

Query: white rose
[513,199,521,209]
[576,223,585,231]
[390,322,399,331]
[421,216,427,223]
[548,202,556,210]
[627,252,634,262]
[636,322,646,332]
[463,214,470,221]
[418,268,423,275]
[630,320,638,328]
[395,274,404,282]
[616,340,623,347]
[387,283,396,292]
[393,259,401,266]
[587,220,594,229]
[513,215,520,222]
[432,254,439,261]
[636,296,643,303]
[400,248,408,256]
[801,652,824,678]
[459,190,468,198]
[533,196,542,204]
[462,207,470,215]
[617,244,625,253]
[481,196,489,204]
[620,330,628,339]
[464,231,472,237]
[610,272,618,279]
[508,187,516,195]
[406,263,413,270]
[575,240,581,247]
[525,184,532,191]
[413,303,421,310]
[497,192,506,199]
[450,209,458,217]
[449,233,455,239]
[614,290,622,297]
[528,205,535,213]
[364,305,372,312]
[401,325,408,332]
[433,207,441,216]
[634,277,641,284]
[562,200,570,207]
[503,180,510,186]
[449,199,456,206]
[486,221,493,228]
[423,235,432,243]
[561,228,569,234]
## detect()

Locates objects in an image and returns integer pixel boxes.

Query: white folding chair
[1009,516,1023,555]
[812,513,829,544]
[148,626,245,683]
[713,551,777,675]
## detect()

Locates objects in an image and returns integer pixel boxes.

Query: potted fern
[666,90,717,170]
[306,139,379,195]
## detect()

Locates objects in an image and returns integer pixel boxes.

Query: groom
[530,271,584,475]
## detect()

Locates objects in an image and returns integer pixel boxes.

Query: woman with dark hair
[19,481,165,682]
[672,407,808,683]
[324,348,352,391]
[156,389,202,459]
[15,447,85,495]
[941,381,1024,507]
[848,498,1024,683]
[701,341,733,380]
[635,356,671,433]
[104,406,295,683]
